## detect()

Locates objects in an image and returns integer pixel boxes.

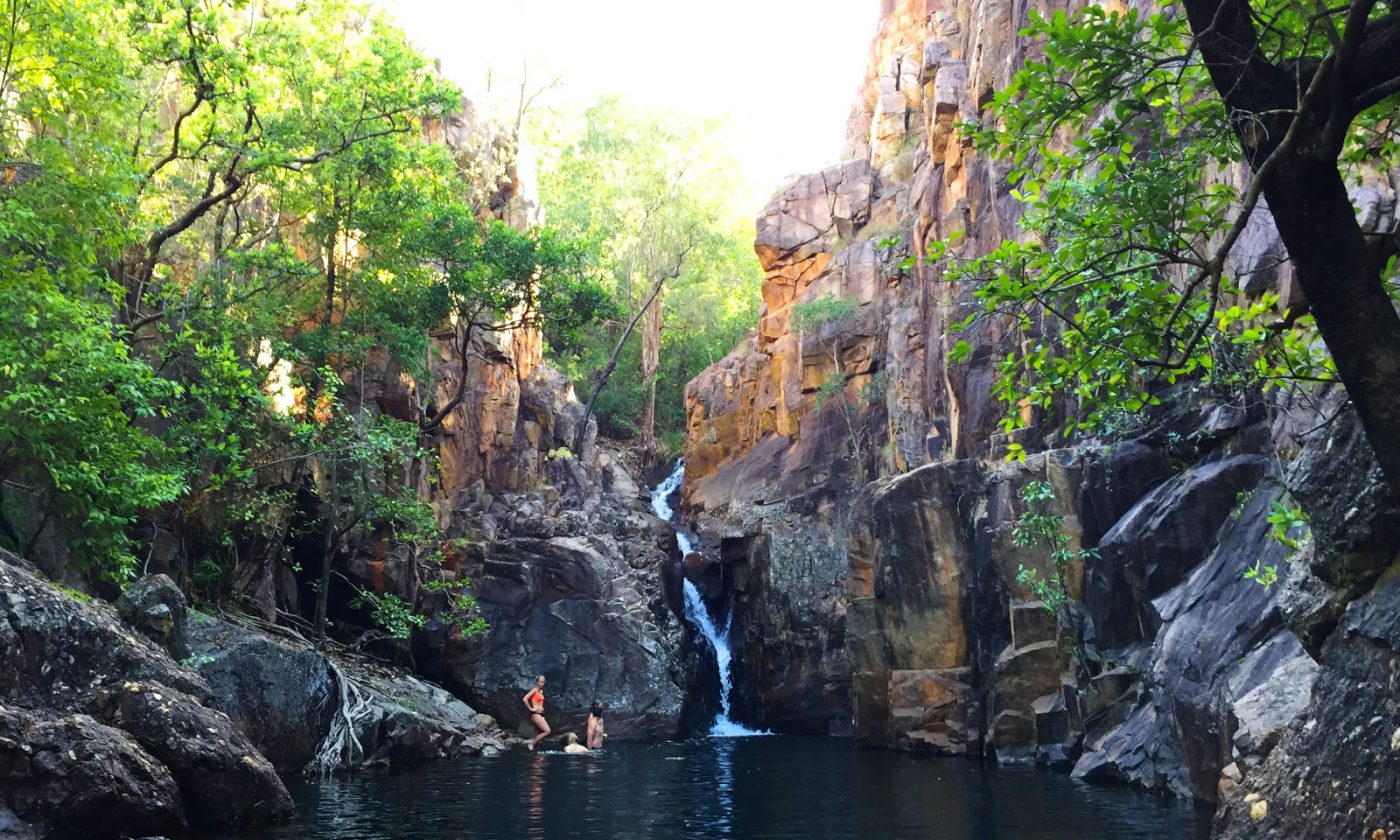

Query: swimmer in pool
[586,700,607,749]
[563,732,590,754]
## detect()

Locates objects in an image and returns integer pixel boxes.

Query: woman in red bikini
[522,675,550,750]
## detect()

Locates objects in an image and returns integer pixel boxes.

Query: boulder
[682,551,724,599]
[1073,699,1192,797]
[185,613,336,771]
[1073,483,1316,800]
[115,573,192,661]
[0,552,293,834]
[0,553,209,710]
[1215,573,1400,839]
[415,531,684,741]
[886,667,974,753]
[92,680,293,827]
[1009,601,1057,650]
[0,705,185,839]
[1086,453,1268,649]
[186,613,508,771]
[989,640,1068,762]
[846,461,981,744]
[347,671,508,764]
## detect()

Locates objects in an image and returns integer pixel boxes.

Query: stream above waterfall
[210,737,1211,839]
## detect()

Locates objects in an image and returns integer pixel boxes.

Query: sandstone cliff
[683,0,1400,832]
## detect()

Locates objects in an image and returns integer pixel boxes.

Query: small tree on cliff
[945,2,1400,502]
[1011,480,1099,662]
[791,295,887,476]
[417,215,609,433]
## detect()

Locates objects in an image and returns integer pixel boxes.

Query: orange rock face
[683,0,1029,512]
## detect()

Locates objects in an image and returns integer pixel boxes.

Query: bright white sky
[379,0,878,217]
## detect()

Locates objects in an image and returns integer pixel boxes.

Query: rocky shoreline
[0,552,511,838]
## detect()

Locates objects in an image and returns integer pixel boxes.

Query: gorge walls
[684,0,1400,831]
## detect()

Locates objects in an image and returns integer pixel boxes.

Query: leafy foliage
[940,6,1350,443]
[536,97,761,443]
[0,0,604,650]
[790,295,860,335]
[1011,481,1099,620]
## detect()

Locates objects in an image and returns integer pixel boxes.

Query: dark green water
[222,737,1212,839]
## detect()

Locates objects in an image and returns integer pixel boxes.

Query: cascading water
[650,459,764,737]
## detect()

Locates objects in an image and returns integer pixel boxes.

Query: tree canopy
[535,96,762,451]
[950,0,1400,498]
[0,0,602,642]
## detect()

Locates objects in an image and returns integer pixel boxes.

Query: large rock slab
[0,705,186,839]
[0,555,210,710]
[1086,454,1268,649]
[92,680,293,828]
[416,532,683,740]
[187,613,508,771]
[848,460,981,748]
[1074,483,1316,801]
[185,613,336,771]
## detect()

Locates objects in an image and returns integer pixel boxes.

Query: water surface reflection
[216,737,1211,840]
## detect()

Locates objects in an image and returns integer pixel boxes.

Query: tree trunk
[1260,154,1400,504]
[574,275,666,455]
[314,457,339,641]
[640,293,662,444]
[314,521,336,640]
[1179,0,1400,504]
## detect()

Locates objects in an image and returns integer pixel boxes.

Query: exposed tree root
[312,660,373,772]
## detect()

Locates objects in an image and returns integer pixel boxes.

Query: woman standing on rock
[522,675,550,750]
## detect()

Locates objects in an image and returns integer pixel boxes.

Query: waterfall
[650,459,765,737]
[649,460,694,555]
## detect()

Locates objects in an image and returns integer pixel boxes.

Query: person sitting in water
[586,700,607,749]
[563,732,590,754]
[522,675,550,751]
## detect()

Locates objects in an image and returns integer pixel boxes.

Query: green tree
[945,2,1400,501]
[0,0,593,655]
[537,97,761,450]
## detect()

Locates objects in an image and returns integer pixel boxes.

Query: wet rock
[116,574,191,661]
[1074,699,1192,796]
[92,680,292,827]
[185,613,336,771]
[0,705,185,839]
[682,551,724,599]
